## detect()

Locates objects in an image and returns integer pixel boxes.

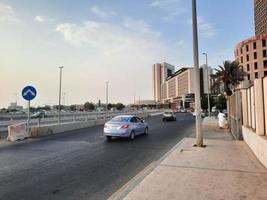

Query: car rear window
[110,116,130,122]
[164,112,172,114]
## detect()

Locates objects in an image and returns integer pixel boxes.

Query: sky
[0,0,254,108]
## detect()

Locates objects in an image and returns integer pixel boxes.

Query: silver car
[104,115,148,140]
[162,111,176,121]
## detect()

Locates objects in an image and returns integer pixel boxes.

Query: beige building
[235,0,267,81]
[152,63,196,108]
[255,0,267,36]
[235,34,267,81]
[152,62,175,102]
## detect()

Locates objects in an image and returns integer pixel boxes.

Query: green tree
[215,94,227,111]
[116,103,125,111]
[84,102,95,111]
[211,60,246,96]
[201,94,215,111]
[107,103,113,110]
[70,105,76,111]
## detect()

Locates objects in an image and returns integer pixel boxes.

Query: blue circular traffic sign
[22,86,37,101]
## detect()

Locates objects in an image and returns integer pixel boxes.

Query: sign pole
[22,85,37,137]
[27,100,30,136]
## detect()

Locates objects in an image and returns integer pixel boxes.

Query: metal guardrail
[0,110,162,132]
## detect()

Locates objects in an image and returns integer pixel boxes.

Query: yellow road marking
[107,161,156,200]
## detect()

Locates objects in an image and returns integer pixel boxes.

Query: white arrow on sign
[23,89,35,97]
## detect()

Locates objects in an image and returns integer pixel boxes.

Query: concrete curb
[109,138,187,200]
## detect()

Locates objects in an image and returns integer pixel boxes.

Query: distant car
[179,108,187,113]
[192,111,206,118]
[31,110,47,118]
[162,111,176,121]
[104,115,148,140]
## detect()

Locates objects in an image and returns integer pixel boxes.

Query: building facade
[152,62,175,102]
[152,63,213,108]
[234,0,267,81]
[255,0,267,36]
[235,34,267,81]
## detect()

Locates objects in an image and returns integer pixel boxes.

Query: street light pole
[192,0,203,147]
[106,81,109,111]
[58,66,63,124]
[203,52,211,117]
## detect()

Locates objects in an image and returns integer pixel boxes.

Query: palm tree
[211,60,246,96]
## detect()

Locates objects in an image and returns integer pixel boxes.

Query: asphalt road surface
[0,113,195,200]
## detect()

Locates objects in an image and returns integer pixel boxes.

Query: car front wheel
[144,127,148,136]
[130,131,135,140]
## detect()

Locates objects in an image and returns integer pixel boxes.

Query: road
[0,113,195,200]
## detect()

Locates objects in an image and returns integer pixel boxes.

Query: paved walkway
[117,119,267,200]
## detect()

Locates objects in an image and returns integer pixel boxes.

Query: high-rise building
[152,63,213,108]
[254,0,267,35]
[235,1,267,81]
[152,62,175,102]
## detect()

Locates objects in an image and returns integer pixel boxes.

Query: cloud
[35,16,45,23]
[198,17,216,37]
[90,5,116,20]
[149,0,187,22]
[188,16,216,38]
[0,3,13,14]
[122,17,161,38]
[0,3,20,23]
[34,15,54,24]
[55,19,164,57]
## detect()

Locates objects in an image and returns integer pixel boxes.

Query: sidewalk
[118,117,267,200]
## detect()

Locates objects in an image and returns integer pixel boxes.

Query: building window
[253,42,257,49]
[247,74,250,80]
[241,56,243,63]
[240,48,243,54]
[264,71,267,77]
[264,60,267,68]
[263,39,266,47]
[247,64,250,71]
[255,72,258,79]
[246,54,249,62]
[254,62,258,70]
[246,45,249,52]
[254,52,257,59]
[263,50,267,58]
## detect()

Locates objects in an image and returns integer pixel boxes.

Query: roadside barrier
[7,123,29,141]
[3,110,163,140]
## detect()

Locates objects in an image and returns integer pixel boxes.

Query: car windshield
[110,116,130,122]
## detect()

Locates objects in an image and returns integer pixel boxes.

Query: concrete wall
[239,77,267,167]
[30,120,99,138]
[243,126,267,168]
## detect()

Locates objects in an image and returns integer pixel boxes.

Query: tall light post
[58,66,63,123]
[192,0,203,147]
[106,81,109,111]
[202,52,211,117]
